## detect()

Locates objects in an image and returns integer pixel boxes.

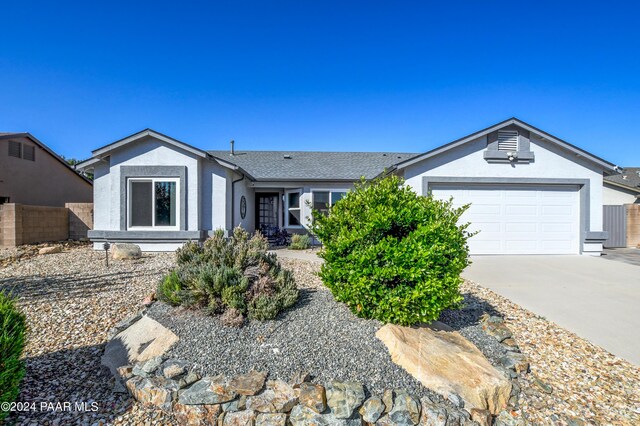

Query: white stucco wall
[233,177,255,231]
[201,161,230,231]
[97,136,202,231]
[92,162,110,231]
[603,183,640,205]
[402,134,606,233]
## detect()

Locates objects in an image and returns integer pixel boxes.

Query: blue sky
[1,1,639,165]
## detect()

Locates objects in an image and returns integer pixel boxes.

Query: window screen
[130,181,153,227]
[313,192,330,214]
[23,145,35,161]
[331,192,346,204]
[8,141,21,158]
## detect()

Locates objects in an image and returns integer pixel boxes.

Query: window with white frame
[312,190,347,216]
[128,178,179,229]
[285,189,302,227]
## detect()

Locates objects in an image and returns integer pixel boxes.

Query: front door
[256,193,280,233]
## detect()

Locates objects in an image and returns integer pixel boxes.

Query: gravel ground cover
[0,244,177,425]
[1,246,639,425]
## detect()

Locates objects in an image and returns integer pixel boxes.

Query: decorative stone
[223,409,257,425]
[255,413,288,426]
[359,396,385,423]
[498,352,529,375]
[501,338,519,351]
[289,371,312,388]
[447,393,464,409]
[470,408,492,426]
[178,370,201,389]
[246,380,298,413]
[386,391,420,425]
[325,381,365,419]
[111,243,142,260]
[229,370,268,396]
[132,356,163,378]
[173,402,222,425]
[298,382,327,413]
[533,376,553,394]
[483,322,513,342]
[116,365,134,380]
[142,293,156,307]
[102,315,178,379]
[178,375,238,405]
[480,313,504,325]
[39,246,61,255]
[419,398,447,426]
[289,405,360,426]
[126,375,177,412]
[376,322,511,414]
[494,410,526,426]
[382,389,395,414]
[161,359,189,379]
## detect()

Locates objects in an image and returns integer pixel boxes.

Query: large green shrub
[0,292,27,422]
[289,234,311,250]
[311,175,472,326]
[158,228,299,324]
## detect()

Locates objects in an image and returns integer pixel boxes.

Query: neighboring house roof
[604,167,640,193]
[391,117,620,173]
[208,150,417,181]
[0,132,93,185]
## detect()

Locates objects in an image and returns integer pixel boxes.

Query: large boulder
[376,322,511,414]
[111,243,142,260]
[102,315,178,379]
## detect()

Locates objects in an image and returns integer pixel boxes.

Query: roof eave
[92,129,208,158]
[604,179,640,194]
[393,118,619,173]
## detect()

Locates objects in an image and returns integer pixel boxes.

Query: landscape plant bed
[0,246,638,424]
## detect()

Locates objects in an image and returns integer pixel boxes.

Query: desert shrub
[158,227,299,323]
[311,175,472,326]
[289,234,311,250]
[0,292,27,422]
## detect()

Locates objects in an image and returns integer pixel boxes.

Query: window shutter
[23,145,35,161]
[497,130,519,152]
[8,141,21,158]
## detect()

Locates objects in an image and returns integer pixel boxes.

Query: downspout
[231,173,245,231]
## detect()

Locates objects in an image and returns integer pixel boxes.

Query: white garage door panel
[431,184,580,255]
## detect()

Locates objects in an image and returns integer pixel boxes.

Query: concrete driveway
[463,255,640,365]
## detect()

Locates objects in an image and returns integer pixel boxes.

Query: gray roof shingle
[604,167,640,192]
[207,150,418,181]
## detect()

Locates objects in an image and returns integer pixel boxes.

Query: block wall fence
[0,203,93,247]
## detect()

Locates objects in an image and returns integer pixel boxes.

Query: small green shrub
[0,292,27,422]
[311,175,472,326]
[158,227,299,324]
[289,234,311,250]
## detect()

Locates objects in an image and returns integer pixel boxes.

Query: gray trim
[120,165,187,231]
[395,118,618,172]
[483,150,535,163]
[89,230,206,241]
[93,129,207,158]
[422,177,591,254]
[585,231,609,242]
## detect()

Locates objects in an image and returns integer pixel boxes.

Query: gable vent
[497,130,519,152]
[23,145,35,161]
[8,140,21,158]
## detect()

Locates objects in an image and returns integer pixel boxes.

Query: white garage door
[430,184,580,255]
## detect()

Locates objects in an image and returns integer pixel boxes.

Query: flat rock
[223,409,257,426]
[229,370,268,396]
[255,412,288,426]
[39,246,61,255]
[246,380,298,413]
[173,402,222,425]
[359,396,385,423]
[289,404,360,426]
[470,408,492,426]
[325,381,365,419]
[386,391,420,425]
[111,243,142,260]
[160,359,189,379]
[102,315,178,379]
[376,322,511,415]
[298,382,327,413]
[419,397,447,426]
[179,375,238,405]
[125,375,178,412]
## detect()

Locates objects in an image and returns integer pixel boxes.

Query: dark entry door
[256,193,279,232]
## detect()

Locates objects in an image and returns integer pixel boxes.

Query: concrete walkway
[463,255,640,365]
[270,248,323,262]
